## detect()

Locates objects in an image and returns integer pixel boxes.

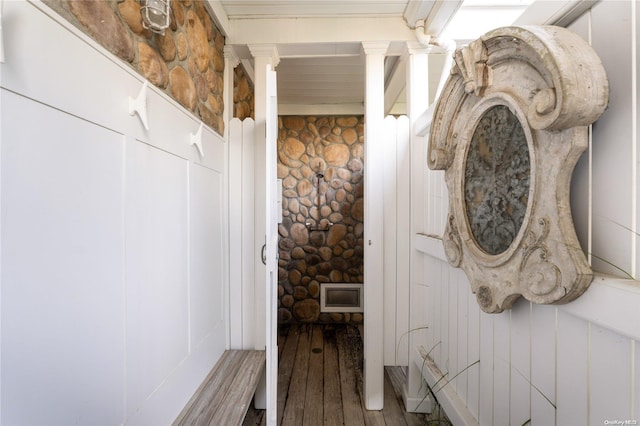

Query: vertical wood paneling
[447,267,459,396]
[439,265,450,378]
[635,0,640,288]
[589,325,633,424]
[414,4,640,426]
[634,340,639,420]
[493,311,511,426]
[418,255,431,354]
[510,299,531,426]
[228,118,244,348]
[530,305,557,426]
[478,310,494,426]
[556,310,588,426]
[427,257,442,367]
[590,0,635,278]
[363,43,388,409]
[413,281,429,356]
[456,270,469,403]
[396,116,411,366]
[467,282,480,421]
[241,119,256,349]
[383,116,398,365]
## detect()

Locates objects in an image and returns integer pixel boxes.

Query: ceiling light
[141,0,171,35]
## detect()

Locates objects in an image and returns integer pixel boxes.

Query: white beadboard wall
[411,1,640,425]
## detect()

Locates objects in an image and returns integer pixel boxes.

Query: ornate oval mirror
[464,105,530,255]
[427,26,609,313]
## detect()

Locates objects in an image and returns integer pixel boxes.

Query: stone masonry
[234,66,255,119]
[45,0,226,135]
[277,116,364,324]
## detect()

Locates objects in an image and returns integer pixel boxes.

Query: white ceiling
[220,0,409,19]
[210,0,532,115]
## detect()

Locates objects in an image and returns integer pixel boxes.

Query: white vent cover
[320,283,363,313]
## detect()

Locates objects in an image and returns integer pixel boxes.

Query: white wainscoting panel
[125,140,190,419]
[189,164,225,351]
[0,2,229,424]
[1,91,126,426]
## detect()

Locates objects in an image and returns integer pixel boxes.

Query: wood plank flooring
[244,323,446,426]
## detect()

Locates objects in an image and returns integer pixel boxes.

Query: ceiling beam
[226,16,415,46]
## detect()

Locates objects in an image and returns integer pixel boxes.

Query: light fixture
[141,0,171,35]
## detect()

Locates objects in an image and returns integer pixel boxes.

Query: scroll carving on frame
[428,26,609,313]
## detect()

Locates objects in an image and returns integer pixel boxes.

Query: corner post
[362,40,389,411]
[405,40,432,413]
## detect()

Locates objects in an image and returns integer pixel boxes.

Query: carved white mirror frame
[428,26,609,313]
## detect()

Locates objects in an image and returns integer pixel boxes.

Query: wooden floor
[244,323,447,426]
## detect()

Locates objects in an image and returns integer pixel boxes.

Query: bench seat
[173,349,266,426]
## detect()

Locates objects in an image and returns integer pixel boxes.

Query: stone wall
[277,116,365,325]
[45,0,225,135]
[234,66,255,119]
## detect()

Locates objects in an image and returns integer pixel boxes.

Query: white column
[223,46,240,140]
[405,40,432,413]
[247,45,279,417]
[362,40,389,411]
[224,45,242,349]
[247,44,279,351]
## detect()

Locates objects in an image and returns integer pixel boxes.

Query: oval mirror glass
[464,105,530,255]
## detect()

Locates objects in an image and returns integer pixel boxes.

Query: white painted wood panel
[635,341,640,422]
[1,91,125,426]
[589,0,635,278]
[395,115,411,367]
[492,311,510,426]
[125,140,190,418]
[447,269,459,396]
[228,118,244,348]
[530,304,557,426]
[189,164,226,349]
[589,325,633,424]
[439,264,450,382]
[241,118,256,349]
[456,271,468,404]
[1,2,230,424]
[478,310,494,426]
[382,115,411,367]
[466,285,480,422]
[429,257,443,367]
[510,299,531,426]
[363,42,388,410]
[383,116,399,366]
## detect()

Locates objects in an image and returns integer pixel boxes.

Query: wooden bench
[173,349,266,426]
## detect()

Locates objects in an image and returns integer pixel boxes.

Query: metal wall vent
[320,283,364,313]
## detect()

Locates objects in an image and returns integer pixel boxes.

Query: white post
[247,44,279,416]
[405,40,432,412]
[224,45,242,349]
[362,40,389,411]
[247,44,279,351]
[223,46,239,141]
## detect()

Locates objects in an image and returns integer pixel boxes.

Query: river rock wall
[277,116,365,324]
